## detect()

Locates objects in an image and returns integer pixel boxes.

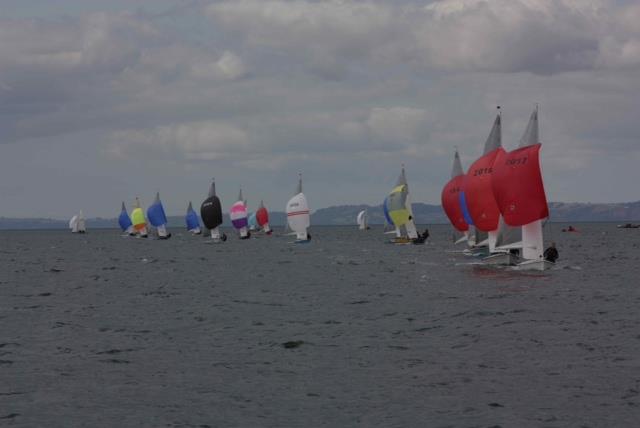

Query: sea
[1,223,639,427]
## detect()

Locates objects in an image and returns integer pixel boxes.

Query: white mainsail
[356,210,368,230]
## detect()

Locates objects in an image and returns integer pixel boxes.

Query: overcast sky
[1,0,639,218]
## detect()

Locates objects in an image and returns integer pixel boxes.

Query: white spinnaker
[286,192,310,240]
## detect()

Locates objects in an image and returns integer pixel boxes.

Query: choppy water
[1,224,639,427]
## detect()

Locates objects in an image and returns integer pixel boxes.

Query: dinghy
[286,174,311,243]
[131,197,148,238]
[200,179,225,242]
[118,202,135,236]
[442,149,469,245]
[387,166,419,244]
[185,201,201,235]
[462,110,502,255]
[230,189,250,239]
[492,106,552,270]
[69,210,86,234]
[147,192,171,239]
[256,200,272,234]
[356,209,369,230]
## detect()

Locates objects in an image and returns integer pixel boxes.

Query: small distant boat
[118,202,135,236]
[387,166,419,244]
[69,210,86,234]
[256,200,272,234]
[356,209,369,230]
[230,189,250,239]
[286,174,311,243]
[185,201,202,235]
[131,197,148,238]
[147,192,171,239]
[617,223,639,229]
[200,179,225,242]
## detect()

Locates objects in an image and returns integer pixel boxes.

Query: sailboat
[286,174,311,243]
[131,197,148,238]
[118,202,135,236]
[69,210,86,234]
[441,149,469,245]
[491,106,552,270]
[200,179,225,241]
[387,166,419,244]
[356,209,369,230]
[256,200,272,234]
[230,189,250,239]
[147,192,171,239]
[462,110,505,257]
[185,201,201,235]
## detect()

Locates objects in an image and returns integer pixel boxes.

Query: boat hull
[513,259,554,271]
[483,252,519,266]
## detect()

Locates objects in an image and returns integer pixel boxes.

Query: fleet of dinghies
[70,108,553,270]
[442,106,553,270]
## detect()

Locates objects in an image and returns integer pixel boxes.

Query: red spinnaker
[463,148,502,231]
[256,207,269,226]
[441,175,469,232]
[491,143,548,226]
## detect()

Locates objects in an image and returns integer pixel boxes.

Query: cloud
[110,121,250,161]
[205,0,640,75]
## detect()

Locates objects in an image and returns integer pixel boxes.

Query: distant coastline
[2,200,639,230]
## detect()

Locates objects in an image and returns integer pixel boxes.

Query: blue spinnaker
[147,193,168,227]
[459,191,474,226]
[118,203,133,231]
[186,208,200,231]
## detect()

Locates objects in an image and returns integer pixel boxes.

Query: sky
[1,0,639,218]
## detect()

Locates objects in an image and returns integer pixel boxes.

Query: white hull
[483,251,519,266]
[239,227,248,238]
[513,259,554,271]
[210,227,221,241]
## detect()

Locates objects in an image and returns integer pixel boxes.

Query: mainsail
[200,179,224,240]
[442,149,469,243]
[256,200,272,234]
[491,107,549,264]
[131,197,148,237]
[185,201,201,235]
[286,174,310,241]
[387,166,418,240]
[147,192,171,239]
[356,209,368,230]
[230,188,249,238]
[118,202,134,235]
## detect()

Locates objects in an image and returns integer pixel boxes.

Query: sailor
[543,242,559,263]
[221,233,228,242]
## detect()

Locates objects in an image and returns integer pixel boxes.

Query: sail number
[448,186,461,194]
[506,156,528,166]
[472,167,492,176]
